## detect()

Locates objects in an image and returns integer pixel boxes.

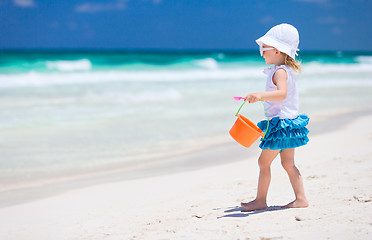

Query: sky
[1,0,372,51]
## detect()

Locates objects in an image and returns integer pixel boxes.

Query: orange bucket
[230,114,264,148]
[229,99,269,148]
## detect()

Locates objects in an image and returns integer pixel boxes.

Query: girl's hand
[245,93,261,103]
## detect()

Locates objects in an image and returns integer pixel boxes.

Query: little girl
[241,23,309,211]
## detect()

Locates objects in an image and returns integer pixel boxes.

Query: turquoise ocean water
[1,50,372,187]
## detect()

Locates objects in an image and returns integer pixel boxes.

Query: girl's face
[262,44,277,65]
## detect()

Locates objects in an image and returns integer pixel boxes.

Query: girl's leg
[241,149,280,211]
[280,148,309,208]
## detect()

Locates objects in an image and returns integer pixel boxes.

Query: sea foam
[1,61,372,89]
[46,59,92,72]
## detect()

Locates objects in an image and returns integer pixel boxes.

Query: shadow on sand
[217,205,286,219]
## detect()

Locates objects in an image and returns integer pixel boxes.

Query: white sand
[0,114,371,240]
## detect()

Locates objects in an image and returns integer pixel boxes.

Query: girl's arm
[245,68,287,103]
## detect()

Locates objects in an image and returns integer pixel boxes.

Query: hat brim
[256,36,296,59]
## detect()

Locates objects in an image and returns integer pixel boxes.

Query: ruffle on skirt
[257,114,309,150]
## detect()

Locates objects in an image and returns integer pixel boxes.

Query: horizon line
[0,48,371,54]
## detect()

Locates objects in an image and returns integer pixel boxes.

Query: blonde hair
[284,54,302,73]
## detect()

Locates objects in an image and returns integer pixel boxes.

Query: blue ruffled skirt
[257,114,310,150]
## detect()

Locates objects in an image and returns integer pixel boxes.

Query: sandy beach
[0,108,372,240]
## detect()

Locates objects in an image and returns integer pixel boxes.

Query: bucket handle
[235,100,270,139]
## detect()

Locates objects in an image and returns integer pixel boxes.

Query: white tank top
[263,65,299,120]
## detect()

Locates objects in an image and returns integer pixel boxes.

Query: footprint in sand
[353,195,372,203]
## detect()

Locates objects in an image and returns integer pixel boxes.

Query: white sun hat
[256,23,300,60]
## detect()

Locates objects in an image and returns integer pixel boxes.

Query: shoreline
[1,106,372,208]
[0,107,371,239]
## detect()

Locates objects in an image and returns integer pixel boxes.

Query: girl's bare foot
[241,199,267,211]
[282,199,309,209]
